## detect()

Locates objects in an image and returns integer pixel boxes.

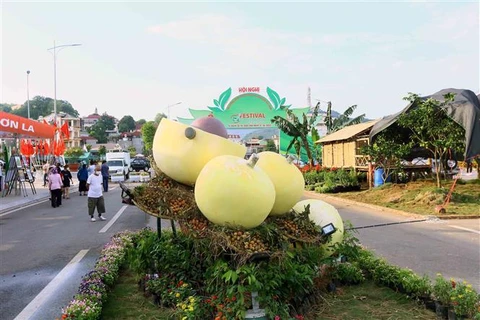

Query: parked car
[130,158,150,172]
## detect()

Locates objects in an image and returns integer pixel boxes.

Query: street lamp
[47,41,81,123]
[167,102,182,119]
[26,70,31,119]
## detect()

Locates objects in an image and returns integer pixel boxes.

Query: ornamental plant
[432,274,454,305]
[450,280,480,317]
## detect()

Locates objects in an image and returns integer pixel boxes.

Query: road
[306,192,480,291]
[0,185,154,320]
[0,188,479,320]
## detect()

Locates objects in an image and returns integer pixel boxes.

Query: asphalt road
[1,188,479,320]
[0,185,153,320]
[305,193,480,292]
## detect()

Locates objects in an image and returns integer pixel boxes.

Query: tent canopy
[369,88,480,160]
[0,112,56,139]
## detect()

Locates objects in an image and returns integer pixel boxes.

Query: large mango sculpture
[152,118,246,186]
[293,199,344,256]
[257,152,305,215]
[195,154,275,229]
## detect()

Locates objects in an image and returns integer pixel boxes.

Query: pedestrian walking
[42,161,49,187]
[77,164,89,196]
[61,164,74,199]
[86,163,107,222]
[87,160,96,176]
[48,167,63,208]
[101,160,109,192]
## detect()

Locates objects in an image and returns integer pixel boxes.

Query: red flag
[61,122,70,139]
[44,141,50,155]
[27,140,34,156]
[20,140,26,155]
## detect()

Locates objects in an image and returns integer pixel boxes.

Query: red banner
[0,112,56,139]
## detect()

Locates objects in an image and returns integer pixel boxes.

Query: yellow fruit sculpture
[152,118,246,186]
[257,152,305,216]
[195,154,275,229]
[293,199,344,256]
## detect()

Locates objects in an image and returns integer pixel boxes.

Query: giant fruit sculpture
[152,118,246,186]
[257,152,305,215]
[293,199,344,256]
[195,154,275,229]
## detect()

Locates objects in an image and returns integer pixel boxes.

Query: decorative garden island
[61,117,480,320]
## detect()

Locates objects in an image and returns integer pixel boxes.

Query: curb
[0,185,80,215]
[303,191,480,220]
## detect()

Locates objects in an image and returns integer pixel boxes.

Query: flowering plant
[61,298,101,320]
[432,274,453,305]
[61,230,135,319]
[450,280,480,317]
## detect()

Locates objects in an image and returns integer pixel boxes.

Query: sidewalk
[0,171,79,215]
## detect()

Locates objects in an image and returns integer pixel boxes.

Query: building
[39,112,82,148]
[82,108,101,130]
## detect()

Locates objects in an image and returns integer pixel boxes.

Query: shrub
[332,262,365,284]
[432,274,454,305]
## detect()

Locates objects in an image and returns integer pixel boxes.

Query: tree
[264,139,278,152]
[154,113,167,126]
[136,119,146,126]
[88,114,116,143]
[310,127,322,164]
[324,102,365,134]
[141,121,156,154]
[271,102,321,167]
[128,145,137,157]
[12,96,79,119]
[0,103,14,113]
[98,145,106,156]
[118,115,136,133]
[361,127,410,184]
[397,93,465,188]
[86,144,92,152]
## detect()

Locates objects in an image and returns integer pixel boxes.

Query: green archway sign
[178,87,311,160]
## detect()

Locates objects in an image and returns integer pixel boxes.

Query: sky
[1,1,479,122]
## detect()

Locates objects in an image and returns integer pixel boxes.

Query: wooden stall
[316,120,379,171]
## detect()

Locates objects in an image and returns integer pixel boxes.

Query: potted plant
[433,274,454,319]
[449,280,479,319]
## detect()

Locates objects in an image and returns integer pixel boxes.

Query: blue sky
[1,1,478,122]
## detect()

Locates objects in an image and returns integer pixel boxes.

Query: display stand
[2,156,20,197]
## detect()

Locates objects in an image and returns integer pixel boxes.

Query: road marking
[13,249,89,320]
[0,199,50,217]
[99,205,127,233]
[449,225,480,235]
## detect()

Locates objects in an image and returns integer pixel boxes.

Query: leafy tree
[0,103,14,113]
[141,121,156,154]
[64,147,84,158]
[271,102,320,166]
[397,93,465,188]
[136,119,146,126]
[362,127,410,184]
[98,145,106,156]
[118,115,136,133]
[86,144,92,152]
[264,139,278,152]
[154,113,167,126]
[88,114,116,143]
[128,145,137,157]
[310,127,322,163]
[324,101,365,134]
[12,96,79,119]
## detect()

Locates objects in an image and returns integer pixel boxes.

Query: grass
[309,282,436,320]
[102,269,436,320]
[332,179,480,216]
[101,269,174,320]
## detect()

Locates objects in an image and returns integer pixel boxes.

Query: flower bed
[303,168,361,193]
[61,231,136,319]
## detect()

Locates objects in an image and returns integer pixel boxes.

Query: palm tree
[324,102,365,134]
[271,102,321,167]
